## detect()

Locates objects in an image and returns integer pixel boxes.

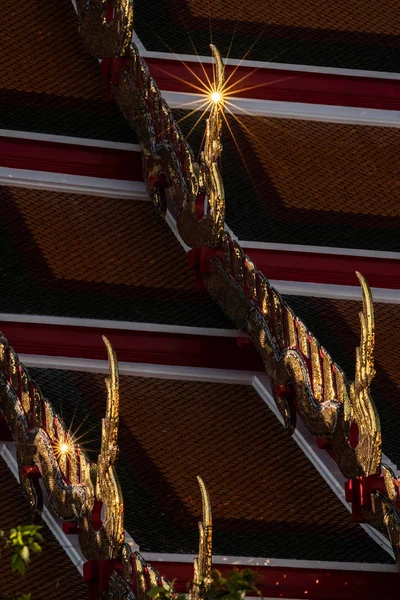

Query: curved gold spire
[190,477,213,600]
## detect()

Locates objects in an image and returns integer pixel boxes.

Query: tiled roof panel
[0,459,86,600]
[135,0,400,71]
[176,110,400,251]
[0,187,231,328]
[0,0,135,142]
[29,367,394,563]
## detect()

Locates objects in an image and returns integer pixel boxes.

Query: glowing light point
[60,442,70,454]
[210,90,222,104]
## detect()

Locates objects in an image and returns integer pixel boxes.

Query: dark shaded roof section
[284,296,400,467]
[0,459,87,600]
[175,110,400,251]
[0,187,231,328]
[135,0,400,72]
[29,367,393,563]
[0,0,136,142]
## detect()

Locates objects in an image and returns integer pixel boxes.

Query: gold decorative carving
[76,5,225,248]
[78,336,125,559]
[0,333,124,560]
[206,237,400,562]
[77,0,134,58]
[191,476,213,600]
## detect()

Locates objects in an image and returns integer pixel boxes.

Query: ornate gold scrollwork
[0,333,124,560]
[177,45,225,249]
[77,0,134,57]
[206,234,400,563]
[190,476,213,600]
[78,336,124,559]
[76,4,225,248]
[332,272,382,478]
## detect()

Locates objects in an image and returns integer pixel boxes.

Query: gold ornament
[0,334,124,560]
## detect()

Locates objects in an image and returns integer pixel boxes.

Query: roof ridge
[71,0,400,572]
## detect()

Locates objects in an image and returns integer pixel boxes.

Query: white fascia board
[135,38,400,81]
[270,280,400,304]
[0,167,148,200]
[0,312,241,338]
[18,354,257,385]
[0,128,140,152]
[165,209,191,252]
[162,91,400,128]
[240,240,400,261]
[141,551,397,573]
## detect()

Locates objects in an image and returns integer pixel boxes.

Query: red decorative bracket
[23,465,42,479]
[101,57,129,100]
[187,247,219,291]
[84,559,121,600]
[62,521,80,534]
[236,337,252,349]
[345,474,388,521]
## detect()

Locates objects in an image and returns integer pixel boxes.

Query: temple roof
[1,0,399,594]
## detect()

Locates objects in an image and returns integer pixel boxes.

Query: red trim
[0,321,263,372]
[0,137,143,181]
[243,248,400,290]
[146,57,400,110]
[146,560,399,599]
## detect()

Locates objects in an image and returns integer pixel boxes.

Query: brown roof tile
[0,186,231,327]
[240,117,400,219]
[186,0,399,36]
[180,112,400,249]
[10,188,193,290]
[1,0,103,101]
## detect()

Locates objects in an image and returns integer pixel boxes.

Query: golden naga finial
[101,335,120,464]
[79,336,124,559]
[190,477,213,600]
[332,272,382,477]
[353,271,376,396]
[345,272,381,475]
[199,44,225,225]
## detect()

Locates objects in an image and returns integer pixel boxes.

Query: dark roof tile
[0,187,231,328]
[28,367,394,563]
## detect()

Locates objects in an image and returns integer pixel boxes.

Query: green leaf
[31,542,42,553]
[20,545,30,563]
[12,555,26,576]
[147,586,166,598]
